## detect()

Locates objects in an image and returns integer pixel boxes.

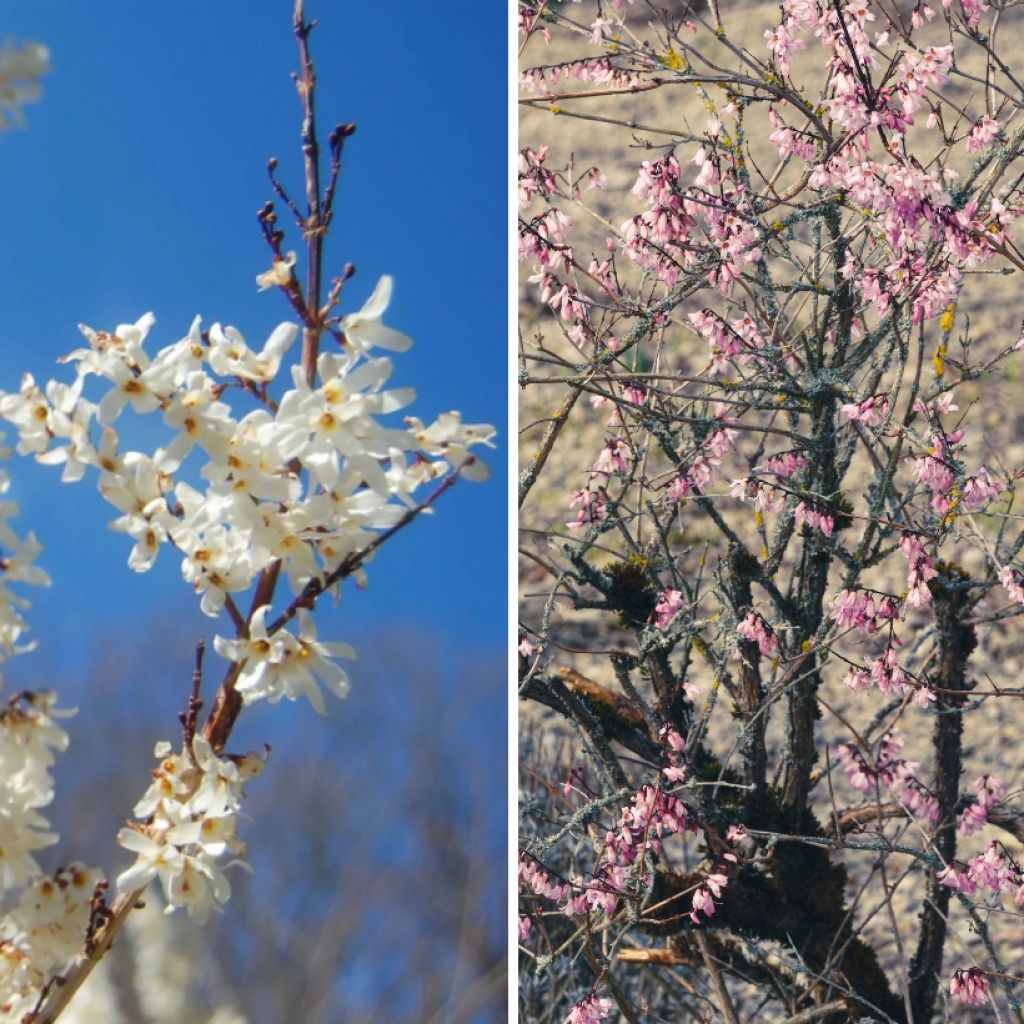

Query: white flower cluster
[0,693,71,893]
[214,607,353,713]
[0,278,495,707]
[117,736,264,922]
[0,863,102,1020]
[0,462,48,687]
[0,451,103,1014]
[0,38,49,129]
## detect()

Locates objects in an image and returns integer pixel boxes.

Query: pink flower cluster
[910,428,1002,517]
[620,154,695,289]
[565,993,615,1024]
[829,589,900,634]
[518,145,557,208]
[689,868,729,924]
[835,732,940,825]
[555,785,696,919]
[841,645,933,707]
[896,43,954,115]
[941,844,1024,958]
[998,564,1024,605]
[763,18,806,78]
[621,143,763,294]
[688,309,772,376]
[519,855,570,904]
[660,726,688,784]
[950,967,989,1007]
[737,611,780,658]
[520,207,573,270]
[688,309,741,375]
[898,533,937,609]
[958,774,1006,837]
[653,589,686,630]
[592,436,630,476]
[767,107,815,161]
[666,405,736,500]
[840,395,889,427]
[519,57,643,96]
[825,153,1003,325]
[567,488,608,532]
[961,466,1003,512]
[794,500,834,538]
[756,451,807,480]
[966,116,1000,154]
[730,476,785,515]
[940,839,1024,907]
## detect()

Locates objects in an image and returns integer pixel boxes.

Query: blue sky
[0,3,506,685]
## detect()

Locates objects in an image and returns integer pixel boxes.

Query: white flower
[207,322,298,383]
[255,251,296,291]
[407,411,497,481]
[0,40,50,130]
[338,275,412,355]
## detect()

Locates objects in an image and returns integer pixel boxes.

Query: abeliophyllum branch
[519,1,1024,1020]
[5,5,495,1022]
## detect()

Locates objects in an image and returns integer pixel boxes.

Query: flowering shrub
[0,5,495,1020]
[519,1,1024,1020]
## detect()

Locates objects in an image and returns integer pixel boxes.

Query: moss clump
[605,555,658,627]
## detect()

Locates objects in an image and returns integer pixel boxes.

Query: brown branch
[29,888,145,1024]
[694,930,741,1024]
[294,0,325,385]
[179,639,205,746]
[779,1002,850,1024]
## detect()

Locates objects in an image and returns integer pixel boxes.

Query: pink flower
[588,16,614,45]
[966,116,999,153]
[737,611,779,657]
[519,856,570,903]
[899,533,937,609]
[566,994,615,1024]
[755,451,807,480]
[999,564,1024,605]
[835,744,874,793]
[950,967,989,1007]
[794,501,834,538]
[567,489,608,532]
[519,915,532,942]
[689,869,729,923]
[840,395,889,427]
[662,726,685,752]
[938,864,977,895]
[870,646,907,696]
[829,589,876,632]
[842,666,872,693]
[959,775,1006,836]
[667,475,691,501]
[961,467,1003,511]
[653,589,686,629]
[593,437,629,475]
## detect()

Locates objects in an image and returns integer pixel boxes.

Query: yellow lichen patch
[939,303,956,333]
[661,48,686,71]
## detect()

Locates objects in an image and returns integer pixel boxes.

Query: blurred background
[0,3,506,1021]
